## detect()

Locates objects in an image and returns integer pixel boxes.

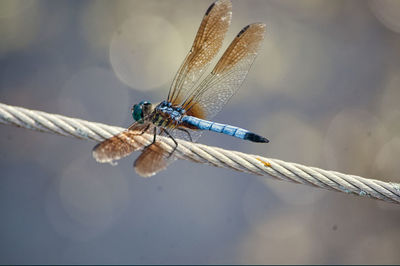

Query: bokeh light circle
[373,137,400,181]
[0,0,35,18]
[370,0,400,33]
[45,157,131,241]
[323,109,387,176]
[58,67,131,125]
[110,15,185,91]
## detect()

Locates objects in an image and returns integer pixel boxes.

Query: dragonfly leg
[176,128,193,142]
[151,126,157,144]
[143,127,158,150]
[161,128,178,157]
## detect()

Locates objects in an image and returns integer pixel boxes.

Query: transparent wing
[170,128,203,142]
[134,142,177,177]
[182,23,266,120]
[133,126,205,177]
[134,128,180,177]
[92,122,153,164]
[168,0,232,106]
[93,123,195,177]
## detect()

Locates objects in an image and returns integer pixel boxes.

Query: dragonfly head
[132,100,152,123]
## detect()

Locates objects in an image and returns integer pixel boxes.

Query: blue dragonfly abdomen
[181,116,269,143]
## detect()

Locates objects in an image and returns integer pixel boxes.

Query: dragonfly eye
[132,104,144,123]
[132,101,152,123]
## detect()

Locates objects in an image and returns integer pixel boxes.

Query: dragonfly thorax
[157,101,185,118]
[132,100,153,124]
[151,101,186,127]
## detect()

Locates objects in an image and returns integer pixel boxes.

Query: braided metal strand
[1,102,399,204]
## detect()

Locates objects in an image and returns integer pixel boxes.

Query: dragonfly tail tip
[244,132,269,143]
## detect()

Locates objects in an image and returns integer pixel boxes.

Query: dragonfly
[93,0,268,177]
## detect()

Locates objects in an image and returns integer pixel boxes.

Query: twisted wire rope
[1,102,400,204]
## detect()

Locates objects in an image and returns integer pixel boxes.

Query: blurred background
[1,0,400,264]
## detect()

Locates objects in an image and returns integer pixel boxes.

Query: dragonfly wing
[92,122,152,164]
[167,125,203,143]
[183,23,266,120]
[168,0,232,107]
[134,143,177,177]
